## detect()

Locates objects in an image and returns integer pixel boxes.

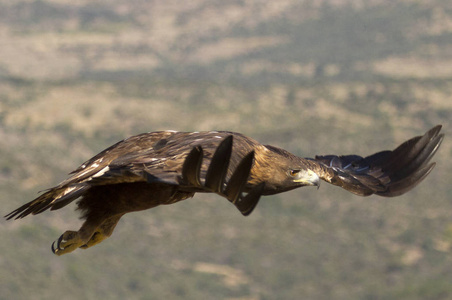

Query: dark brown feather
[313,125,444,196]
[5,126,443,255]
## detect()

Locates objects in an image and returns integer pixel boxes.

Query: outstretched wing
[179,136,263,216]
[5,131,262,219]
[5,132,170,219]
[93,134,263,215]
[309,125,444,196]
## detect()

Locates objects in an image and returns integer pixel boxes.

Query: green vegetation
[1,0,451,299]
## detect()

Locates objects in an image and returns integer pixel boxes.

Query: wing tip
[315,125,443,198]
[377,162,436,197]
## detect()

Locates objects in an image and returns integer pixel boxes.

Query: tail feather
[5,185,87,220]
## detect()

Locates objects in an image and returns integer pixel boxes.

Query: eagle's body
[6,126,444,255]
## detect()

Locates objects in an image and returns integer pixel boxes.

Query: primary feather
[5,126,443,255]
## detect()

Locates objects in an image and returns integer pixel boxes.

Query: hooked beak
[294,169,320,189]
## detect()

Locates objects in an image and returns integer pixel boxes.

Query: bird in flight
[5,125,443,255]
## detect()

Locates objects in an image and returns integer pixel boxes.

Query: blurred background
[1,0,451,299]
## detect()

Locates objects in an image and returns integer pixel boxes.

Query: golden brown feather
[5,126,443,255]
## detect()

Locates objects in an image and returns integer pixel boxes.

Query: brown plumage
[5,126,444,255]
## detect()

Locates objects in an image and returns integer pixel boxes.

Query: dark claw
[52,240,60,254]
[205,136,233,193]
[52,234,65,254]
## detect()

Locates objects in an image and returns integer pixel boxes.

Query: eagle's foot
[52,230,84,256]
[80,231,106,249]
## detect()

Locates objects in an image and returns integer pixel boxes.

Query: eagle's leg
[52,218,103,256]
[80,214,123,250]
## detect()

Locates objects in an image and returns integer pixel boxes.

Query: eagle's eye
[289,169,300,177]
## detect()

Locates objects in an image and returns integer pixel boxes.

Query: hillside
[1,1,452,299]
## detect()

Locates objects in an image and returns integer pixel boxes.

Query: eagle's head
[249,144,320,195]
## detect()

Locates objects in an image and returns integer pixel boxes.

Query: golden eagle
[6,126,443,255]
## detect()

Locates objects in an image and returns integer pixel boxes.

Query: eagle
[6,125,443,256]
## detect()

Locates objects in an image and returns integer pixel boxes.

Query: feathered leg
[80,214,124,250]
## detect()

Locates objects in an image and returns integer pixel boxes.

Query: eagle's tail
[315,125,444,197]
[5,185,88,220]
